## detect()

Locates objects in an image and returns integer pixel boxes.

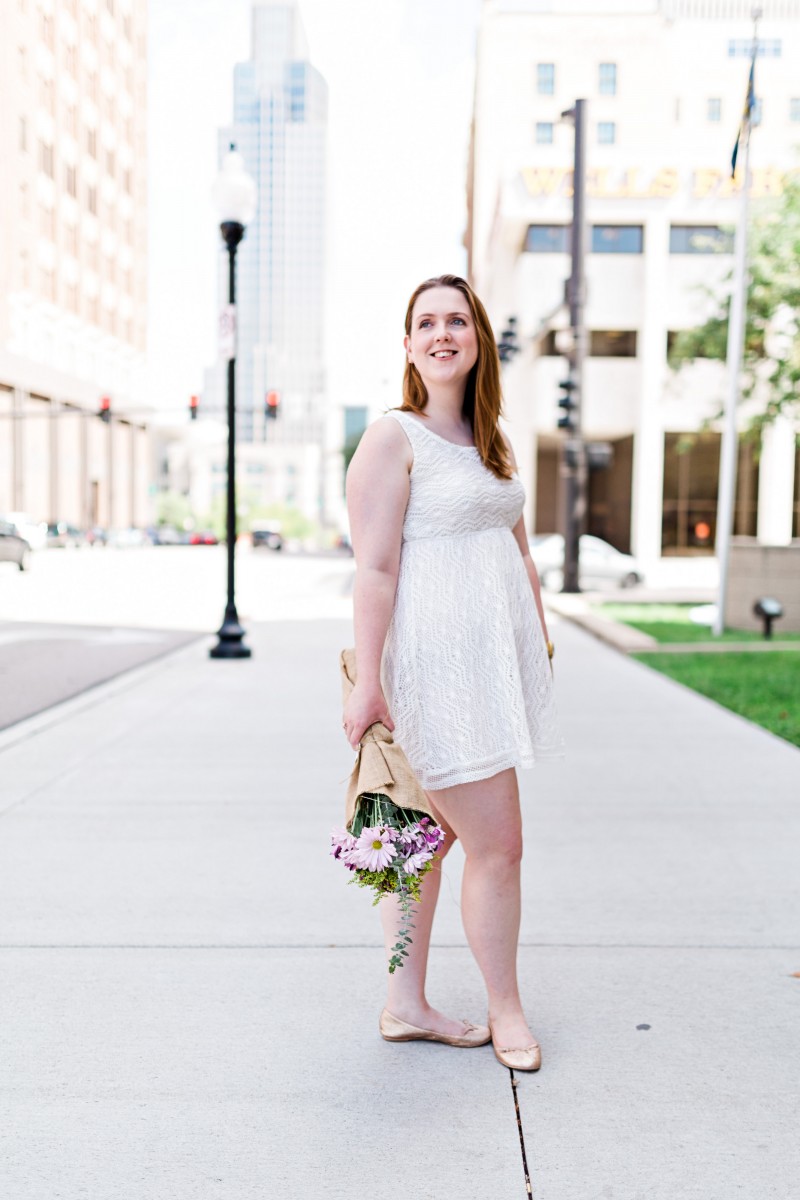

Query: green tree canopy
[668,176,800,441]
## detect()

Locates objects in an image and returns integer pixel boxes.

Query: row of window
[537,330,720,359]
[534,97,798,146]
[535,121,617,145]
[36,140,134,197]
[525,224,732,255]
[537,62,616,96]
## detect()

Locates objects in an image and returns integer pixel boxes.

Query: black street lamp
[209,145,256,660]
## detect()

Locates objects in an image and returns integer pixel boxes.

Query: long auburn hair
[399,274,513,481]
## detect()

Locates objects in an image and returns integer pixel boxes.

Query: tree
[668,176,800,443]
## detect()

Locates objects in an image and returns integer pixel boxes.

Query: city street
[1,580,799,1197]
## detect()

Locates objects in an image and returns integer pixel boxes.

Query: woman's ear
[403,333,412,359]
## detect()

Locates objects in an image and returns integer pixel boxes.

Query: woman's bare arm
[343,416,411,748]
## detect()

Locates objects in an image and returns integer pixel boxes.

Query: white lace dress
[380,410,565,791]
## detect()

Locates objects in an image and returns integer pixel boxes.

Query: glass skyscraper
[205,1,327,447]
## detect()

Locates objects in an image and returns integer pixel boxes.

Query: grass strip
[596,603,800,645]
[635,650,800,748]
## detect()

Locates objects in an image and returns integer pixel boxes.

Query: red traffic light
[98,396,111,423]
[265,390,280,419]
[189,394,199,421]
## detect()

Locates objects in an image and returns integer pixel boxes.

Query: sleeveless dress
[380,410,565,791]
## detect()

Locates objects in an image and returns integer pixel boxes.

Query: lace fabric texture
[381,410,565,791]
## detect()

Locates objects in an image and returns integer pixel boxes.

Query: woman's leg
[432,768,535,1049]
[379,806,473,1036]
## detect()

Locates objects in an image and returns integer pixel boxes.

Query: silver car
[529,533,644,590]
[0,520,31,570]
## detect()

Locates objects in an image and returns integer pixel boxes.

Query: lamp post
[209,145,257,660]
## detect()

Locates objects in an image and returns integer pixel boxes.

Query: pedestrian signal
[557,379,578,432]
[265,391,280,420]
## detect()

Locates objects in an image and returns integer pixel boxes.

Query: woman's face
[405,286,479,391]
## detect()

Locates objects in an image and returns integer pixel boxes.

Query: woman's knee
[467,829,523,871]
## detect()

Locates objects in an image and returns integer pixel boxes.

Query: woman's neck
[422,384,470,433]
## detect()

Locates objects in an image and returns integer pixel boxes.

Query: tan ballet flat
[489,1020,542,1072]
[379,1008,491,1048]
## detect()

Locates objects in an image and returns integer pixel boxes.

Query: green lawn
[634,650,800,748]
[596,603,800,644]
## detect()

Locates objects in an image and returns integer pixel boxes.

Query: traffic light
[557,378,578,431]
[265,390,280,420]
[98,396,111,424]
[189,394,199,421]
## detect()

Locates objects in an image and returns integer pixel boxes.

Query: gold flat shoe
[379,1008,491,1048]
[489,1021,542,1072]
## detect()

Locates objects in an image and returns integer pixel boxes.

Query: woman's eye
[419,320,432,328]
[451,318,466,326]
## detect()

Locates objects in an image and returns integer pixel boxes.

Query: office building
[0,0,150,531]
[202,0,332,525]
[469,0,800,568]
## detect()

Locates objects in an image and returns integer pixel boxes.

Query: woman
[343,274,564,1071]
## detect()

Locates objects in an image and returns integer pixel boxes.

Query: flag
[731,51,756,178]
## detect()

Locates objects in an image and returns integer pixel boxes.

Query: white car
[1,512,47,551]
[529,533,644,590]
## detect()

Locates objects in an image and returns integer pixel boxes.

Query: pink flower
[330,827,356,861]
[403,849,433,876]
[352,827,398,872]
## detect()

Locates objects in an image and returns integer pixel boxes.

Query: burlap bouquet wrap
[339,648,432,829]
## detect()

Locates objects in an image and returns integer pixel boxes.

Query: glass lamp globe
[212,147,257,228]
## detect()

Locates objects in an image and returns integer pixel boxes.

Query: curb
[0,634,209,754]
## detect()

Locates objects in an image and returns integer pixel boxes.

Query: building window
[87,185,98,215]
[123,169,133,195]
[790,98,800,122]
[535,122,554,145]
[106,149,115,177]
[598,63,616,96]
[524,224,570,253]
[65,164,77,196]
[87,127,97,157]
[536,62,554,95]
[65,43,77,76]
[662,433,758,555]
[590,331,637,357]
[728,38,780,57]
[707,97,721,122]
[19,116,27,152]
[66,223,79,256]
[66,105,78,137]
[598,121,616,145]
[591,225,643,254]
[123,12,132,39]
[39,140,54,178]
[669,225,732,254]
[40,204,56,239]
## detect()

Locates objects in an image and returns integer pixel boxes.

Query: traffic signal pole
[562,98,588,594]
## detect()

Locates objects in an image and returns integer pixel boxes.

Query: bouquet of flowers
[330,793,446,973]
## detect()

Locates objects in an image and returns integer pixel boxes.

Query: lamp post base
[210,609,252,659]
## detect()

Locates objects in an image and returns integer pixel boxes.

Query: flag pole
[713,9,760,638]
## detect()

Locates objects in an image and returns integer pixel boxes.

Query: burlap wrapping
[340,647,432,829]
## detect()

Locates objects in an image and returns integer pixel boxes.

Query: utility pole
[561,98,588,593]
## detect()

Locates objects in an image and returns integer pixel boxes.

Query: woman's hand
[342,681,395,750]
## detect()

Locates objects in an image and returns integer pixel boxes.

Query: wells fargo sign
[520,166,794,200]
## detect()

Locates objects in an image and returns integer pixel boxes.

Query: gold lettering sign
[520,166,794,200]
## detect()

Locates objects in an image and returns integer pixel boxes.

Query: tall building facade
[0,0,150,531]
[469,0,800,569]
[203,0,330,523]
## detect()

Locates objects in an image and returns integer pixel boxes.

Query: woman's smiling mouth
[432,350,457,359]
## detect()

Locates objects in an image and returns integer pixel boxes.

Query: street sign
[219,304,236,361]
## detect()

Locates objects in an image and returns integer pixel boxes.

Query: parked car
[189,530,218,546]
[0,520,31,570]
[149,525,189,546]
[251,522,284,551]
[108,528,153,549]
[1,512,47,550]
[529,533,644,590]
[46,522,85,548]
[85,526,108,547]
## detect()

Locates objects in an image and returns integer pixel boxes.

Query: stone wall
[727,539,800,633]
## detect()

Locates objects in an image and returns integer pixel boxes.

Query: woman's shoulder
[350,411,413,471]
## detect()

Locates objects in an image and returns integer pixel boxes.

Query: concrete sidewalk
[1,615,798,1199]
